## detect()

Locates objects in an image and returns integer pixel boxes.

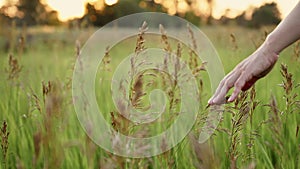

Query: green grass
[0,25,299,169]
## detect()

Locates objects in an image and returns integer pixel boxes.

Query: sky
[0,0,298,21]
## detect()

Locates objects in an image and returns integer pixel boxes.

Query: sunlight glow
[177,0,189,13]
[105,0,118,6]
[46,0,86,21]
[0,0,298,21]
[213,0,299,19]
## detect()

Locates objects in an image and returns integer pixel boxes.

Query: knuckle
[234,81,244,88]
[236,64,243,70]
[224,79,234,88]
[219,79,226,86]
[236,64,246,72]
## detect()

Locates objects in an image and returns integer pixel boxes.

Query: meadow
[0,24,299,169]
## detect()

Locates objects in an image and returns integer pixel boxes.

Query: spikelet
[159,24,172,53]
[230,33,238,51]
[0,121,9,167]
[6,54,22,80]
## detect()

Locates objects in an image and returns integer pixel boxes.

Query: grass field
[0,24,299,169]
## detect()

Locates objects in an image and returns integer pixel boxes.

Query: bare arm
[267,2,300,54]
[208,2,300,105]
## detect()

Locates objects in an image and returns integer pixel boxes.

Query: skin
[208,2,300,105]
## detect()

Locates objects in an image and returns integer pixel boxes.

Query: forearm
[266,2,300,54]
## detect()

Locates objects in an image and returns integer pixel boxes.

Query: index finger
[208,70,240,105]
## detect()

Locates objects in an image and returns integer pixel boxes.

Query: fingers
[228,69,256,102]
[210,82,229,104]
[209,70,254,105]
[227,73,247,102]
[208,43,279,105]
[207,79,226,104]
[208,70,241,105]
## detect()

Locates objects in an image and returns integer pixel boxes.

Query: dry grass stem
[0,121,9,168]
[75,40,81,57]
[103,46,111,71]
[187,24,199,69]
[6,54,22,80]
[230,33,238,51]
[293,40,300,61]
[159,24,172,53]
[135,21,148,54]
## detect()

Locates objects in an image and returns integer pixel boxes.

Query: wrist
[255,34,279,65]
[264,33,281,55]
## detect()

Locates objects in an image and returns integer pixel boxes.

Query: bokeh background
[0,0,299,169]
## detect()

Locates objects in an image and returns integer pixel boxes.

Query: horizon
[0,0,298,21]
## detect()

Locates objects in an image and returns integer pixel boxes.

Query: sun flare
[105,0,118,6]
[0,0,298,21]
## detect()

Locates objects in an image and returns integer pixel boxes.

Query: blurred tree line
[220,2,281,28]
[0,0,281,28]
[68,0,204,28]
[0,0,60,26]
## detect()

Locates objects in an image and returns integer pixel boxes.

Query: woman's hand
[208,1,299,105]
[208,42,279,105]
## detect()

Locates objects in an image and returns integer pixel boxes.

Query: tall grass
[0,24,299,168]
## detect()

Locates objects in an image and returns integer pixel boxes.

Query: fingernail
[227,96,234,102]
[208,98,213,104]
